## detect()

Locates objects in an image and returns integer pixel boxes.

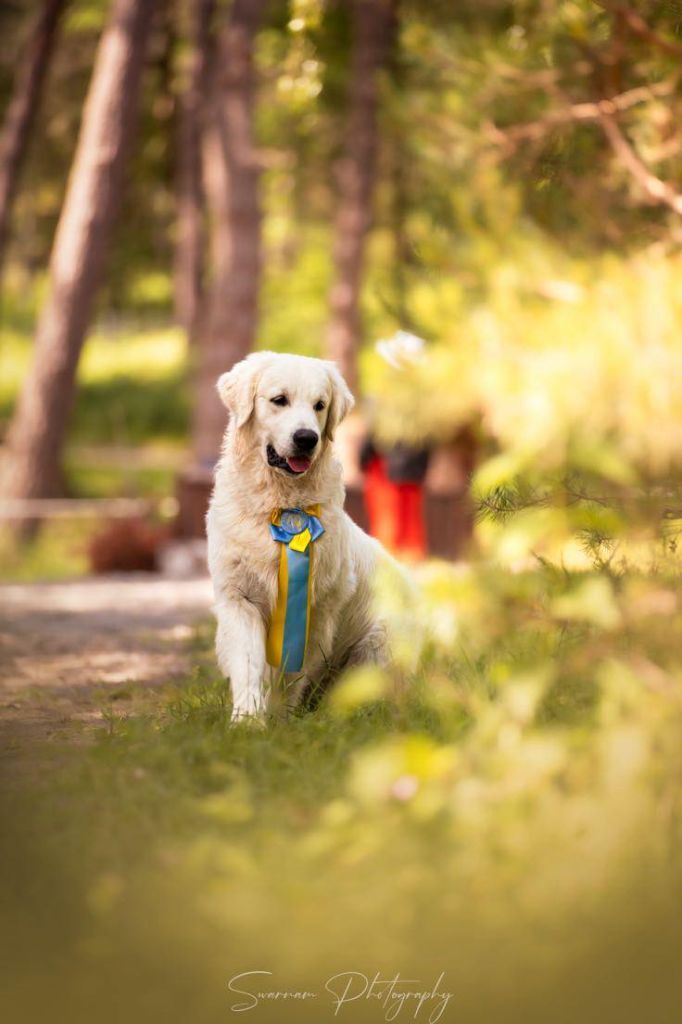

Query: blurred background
[1,0,478,576]
[3,2,682,1023]
[1,0,680,575]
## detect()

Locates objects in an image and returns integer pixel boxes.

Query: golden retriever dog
[206,351,395,720]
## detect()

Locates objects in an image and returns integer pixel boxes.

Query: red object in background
[364,455,427,559]
[395,481,427,559]
[364,455,396,547]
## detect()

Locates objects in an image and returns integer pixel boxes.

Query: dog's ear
[217,362,255,429]
[324,362,355,441]
[216,354,268,429]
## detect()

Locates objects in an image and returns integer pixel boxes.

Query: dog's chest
[217,507,349,618]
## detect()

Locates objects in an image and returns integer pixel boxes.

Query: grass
[2,615,682,1024]
[0,657,453,1024]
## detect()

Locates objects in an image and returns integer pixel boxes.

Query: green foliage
[258,226,333,355]
[1,319,188,444]
[0,311,185,581]
[370,244,682,478]
[7,0,682,336]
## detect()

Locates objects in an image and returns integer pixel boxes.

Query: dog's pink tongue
[287,455,311,474]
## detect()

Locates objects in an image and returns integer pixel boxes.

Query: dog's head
[217,352,354,477]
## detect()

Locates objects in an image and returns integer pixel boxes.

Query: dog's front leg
[215,600,268,721]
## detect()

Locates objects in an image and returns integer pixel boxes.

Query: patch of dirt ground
[0,574,214,772]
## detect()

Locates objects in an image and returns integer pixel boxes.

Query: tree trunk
[191,0,264,466]
[173,0,214,341]
[0,0,157,501]
[0,0,67,278]
[326,0,395,393]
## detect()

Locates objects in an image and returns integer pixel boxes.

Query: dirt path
[0,574,214,770]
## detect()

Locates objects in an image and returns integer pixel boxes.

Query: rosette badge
[266,506,325,672]
[281,511,305,534]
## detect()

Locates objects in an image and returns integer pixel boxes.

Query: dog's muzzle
[266,444,313,475]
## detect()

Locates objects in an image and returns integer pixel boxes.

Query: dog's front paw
[230,694,267,724]
[230,709,266,726]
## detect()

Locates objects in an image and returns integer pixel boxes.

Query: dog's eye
[314,400,326,412]
[271,395,289,407]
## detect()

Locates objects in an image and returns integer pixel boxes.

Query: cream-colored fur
[206,352,391,720]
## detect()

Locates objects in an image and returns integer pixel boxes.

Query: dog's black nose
[293,429,319,452]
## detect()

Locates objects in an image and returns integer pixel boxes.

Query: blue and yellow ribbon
[266,505,324,672]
